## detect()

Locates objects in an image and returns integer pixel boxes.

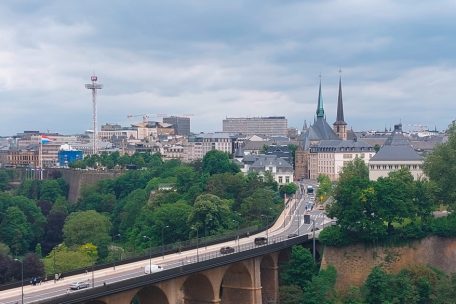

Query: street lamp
[191,226,199,262]
[304,214,316,262]
[261,214,270,239]
[143,235,152,274]
[232,219,240,252]
[52,244,63,283]
[204,218,213,249]
[14,258,24,304]
[161,226,169,259]
[112,234,121,270]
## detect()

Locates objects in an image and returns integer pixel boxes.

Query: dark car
[287,233,298,238]
[310,227,320,232]
[254,237,268,245]
[220,246,235,254]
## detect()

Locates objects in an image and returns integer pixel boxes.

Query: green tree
[39,179,64,202]
[63,210,111,248]
[240,188,279,223]
[187,194,232,234]
[375,168,415,231]
[424,122,456,207]
[202,150,239,175]
[0,206,32,255]
[280,245,317,290]
[302,266,337,304]
[279,285,304,304]
[317,174,332,202]
[279,183,298,197]
[0,169,11,191]
[364,267,391,304]
[114,189,148,235]
[43,244,93,275]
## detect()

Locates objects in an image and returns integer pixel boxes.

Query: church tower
[333,76,347,140]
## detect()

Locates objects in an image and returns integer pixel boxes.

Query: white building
[369,124,424,180]
[242,155,294,185]
[187,133,234,160]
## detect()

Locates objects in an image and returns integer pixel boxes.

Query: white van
[144,264,164,274]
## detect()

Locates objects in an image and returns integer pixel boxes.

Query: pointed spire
[335,75,345,123]
[302,120,308,130]
[316,77,325,118]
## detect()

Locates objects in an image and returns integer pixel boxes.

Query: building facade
[222,117,288,137]
[163,116,191,136]
[369,124,424,180]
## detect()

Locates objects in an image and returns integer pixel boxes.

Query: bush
[431,213,456,237]
[318,226,355,247]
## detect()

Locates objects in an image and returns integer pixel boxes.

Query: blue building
[58,144,83,167]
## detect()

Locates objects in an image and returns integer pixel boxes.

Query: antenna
[85,75,103,155]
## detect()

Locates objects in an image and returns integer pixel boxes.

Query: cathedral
[294,77,375,181]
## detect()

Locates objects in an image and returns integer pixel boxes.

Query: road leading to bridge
[0,181,332,304]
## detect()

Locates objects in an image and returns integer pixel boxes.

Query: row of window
[370,164,423,170]
[278,176,291,184]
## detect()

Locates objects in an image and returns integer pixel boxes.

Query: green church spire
[316,79,324,118]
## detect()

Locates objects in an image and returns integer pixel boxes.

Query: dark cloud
[0,0,455,135]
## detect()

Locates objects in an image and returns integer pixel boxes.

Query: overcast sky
[1,0,455,135]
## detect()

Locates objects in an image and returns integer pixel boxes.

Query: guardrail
[34,233,311,304]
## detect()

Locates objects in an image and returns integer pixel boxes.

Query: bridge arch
[131,285,169,304]
[220,262,253,304]
[260,254,278,304]
[182,273,216,304]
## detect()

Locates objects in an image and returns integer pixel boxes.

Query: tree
[0,169,10,191]
[187,194,233,234]
[424,122,456,207]
[0,206,32,255]
[43,244,94,275]
[202,150,239,175]
[63,210,111,248]
[42,211,67,254]
[279,285,304,304]
[364,267,391,304]
[375,168,415,231]
[302,266,337,304]
[240,188,279,223]
[22,253,45,280]
[279,183,298,197]
[40,179,64,202]
[114,189,148,235]
[317,174,332,202]
[280,246,317,290]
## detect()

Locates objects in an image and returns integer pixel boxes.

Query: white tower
[85,75,103,155]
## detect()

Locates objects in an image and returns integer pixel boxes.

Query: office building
[222,117,288,137]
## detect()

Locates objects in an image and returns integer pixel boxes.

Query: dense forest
[0,150,293,284]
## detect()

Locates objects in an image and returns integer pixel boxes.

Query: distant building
[241,155,294,184]
[295,77,372,180]
[222,116,288,137]
[58,144,83,167]
[163,116,191,136]
[187,133,234,160]
[369,123,424,180]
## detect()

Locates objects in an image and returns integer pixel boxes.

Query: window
[285,176,290,183]
[278,176,283,183]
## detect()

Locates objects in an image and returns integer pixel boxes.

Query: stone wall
[320,236,456,291]
[47,168,122,203]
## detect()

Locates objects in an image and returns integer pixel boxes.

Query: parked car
[310,227,320,232]
[254,237,268,245]
[287,233,298,238]
[69,281,90,290]
[220,246,235,254]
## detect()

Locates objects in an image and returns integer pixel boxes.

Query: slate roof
[370,124,423,162]
[249,155,293,170]
[310,139,373,152]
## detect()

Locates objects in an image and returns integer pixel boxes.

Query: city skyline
[1,1,456,135]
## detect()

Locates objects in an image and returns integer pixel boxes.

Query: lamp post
[303,214,316,262]
[14,258,24,304]
[233,220,240,252]
[204,218,213,249]
[191,226,199,262]
[112,234,121,270]
[161,226,169,259]
[143,235,152,274]
[261,214,270,239]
